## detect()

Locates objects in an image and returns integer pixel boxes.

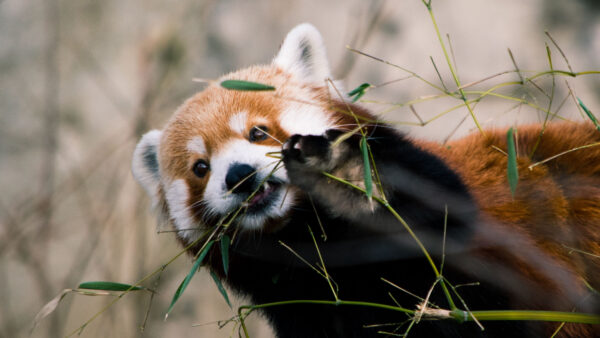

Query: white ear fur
[273,23,332,83]
[132,130,163,205]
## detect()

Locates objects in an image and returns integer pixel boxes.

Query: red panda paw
[282,134,333,172]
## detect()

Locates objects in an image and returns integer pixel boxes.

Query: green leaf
[506,128,518,197]
[348,83,371,102]
[210,270,232,308]
[220,235,231,276]
[578,97,600,133]
[359,137,373,200]
[220,80,275,91]
[165,240,215,319]
[78,281,143,292]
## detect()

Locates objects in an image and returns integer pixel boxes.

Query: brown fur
[419,123,600,336]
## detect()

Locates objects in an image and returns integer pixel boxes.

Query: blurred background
[1,0,599,337]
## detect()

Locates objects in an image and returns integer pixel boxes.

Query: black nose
[225,163,256,194]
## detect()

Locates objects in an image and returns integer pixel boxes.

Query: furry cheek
[164,179,202,242]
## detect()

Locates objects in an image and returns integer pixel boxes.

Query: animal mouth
[243,180,284,213]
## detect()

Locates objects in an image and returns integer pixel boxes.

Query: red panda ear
[273,23,332,83]
[132,130,163,206]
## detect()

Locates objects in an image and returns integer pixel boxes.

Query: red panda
[132,23,600,337]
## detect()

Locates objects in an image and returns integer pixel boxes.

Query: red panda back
[422,122,600,335]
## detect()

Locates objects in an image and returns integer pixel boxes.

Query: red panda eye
[192,159,210,178]
[249,126,268,142]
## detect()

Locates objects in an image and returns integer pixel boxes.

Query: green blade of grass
[578,97,600,132]
[359,137,373,200]
[506,128,518,197]
[165,240,215,319]
[220,80,275,91]
[454,309,600,324]
[348,83,371,102]
[210,270,232,308]
[220,235,231,276]
[78,281,144,292]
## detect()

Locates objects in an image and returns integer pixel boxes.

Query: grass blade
[210,270,232,308]
[360,137,373,200]
[32,289,72,333]
[220,80,275,91]
[220,235,231,276]
[78,281,144,292]
[348,83,371,102]
[506,128,518,196]
[578,97,600,132]
[165,240,215,319]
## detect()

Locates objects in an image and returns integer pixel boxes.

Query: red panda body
[132,24,599,337]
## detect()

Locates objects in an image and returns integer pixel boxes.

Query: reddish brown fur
[420,122,600,336]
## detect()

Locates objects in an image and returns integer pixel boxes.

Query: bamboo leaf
[348,83,371,102]
[220,80,275,91]
[78,281,144,292]
[578,97,600,132]
[220,235,231,276]
[506,128,518,196]
[359,137,373,200]
[165,240,215,319]
[32,289,73,332]
[210,270,232,308]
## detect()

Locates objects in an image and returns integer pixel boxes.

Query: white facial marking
[165,179,200,241]
[279,102,334,136]
[203,139,294,229]
[187,136,207,155]
[228,111,248,135]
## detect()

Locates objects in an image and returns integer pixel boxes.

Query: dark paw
[282,134,332,171]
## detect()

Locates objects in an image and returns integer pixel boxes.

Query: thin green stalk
[528,141,600,170]
[455,310,600,324]
[321,171,457,309]
[321,172,437,274]
[423,1,484,135]
[346,46,448,94]
[65,226,218,337]
[527,69,600,81]
[545,31,573,73]
[362,93,452,109]
[307,225,339,302]
[463,90,569,121]
[529,44,556,158]
[236,298,600,338]
[423,101,476,125]
[237,299,415,337]
[326,79,367,139]
[430,56,449,92]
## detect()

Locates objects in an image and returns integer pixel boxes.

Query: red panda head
[132,24,353,244]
